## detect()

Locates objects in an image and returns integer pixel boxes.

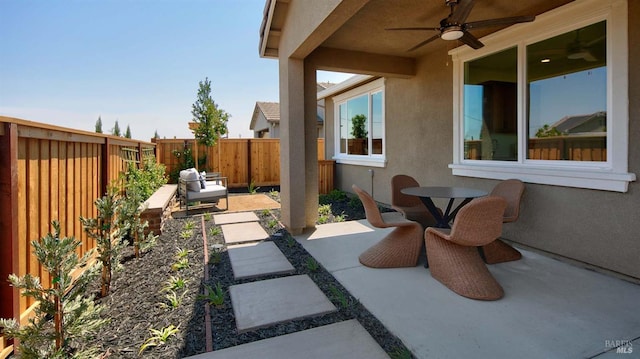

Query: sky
[0,0,354,141]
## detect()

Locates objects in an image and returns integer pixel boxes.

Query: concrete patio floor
[294,220,640,359]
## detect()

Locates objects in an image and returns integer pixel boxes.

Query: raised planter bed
[140,184,177,235]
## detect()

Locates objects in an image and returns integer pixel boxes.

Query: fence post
[247,139,252,187]
[0,122,20,341]
[101,137,110,196]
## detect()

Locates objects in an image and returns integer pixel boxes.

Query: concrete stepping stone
[229,274,336,333]
[184,320,389,359]
[228,242,295,280]
[222,222,269,244]
[214,211,259,225]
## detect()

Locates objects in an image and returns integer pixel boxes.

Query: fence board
[39,140,51,288]
[58,142,68,241]
[17,139,27,315]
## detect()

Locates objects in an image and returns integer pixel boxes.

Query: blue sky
[0,0,353,140]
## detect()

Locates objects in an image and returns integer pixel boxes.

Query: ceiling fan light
[441,26,463,40]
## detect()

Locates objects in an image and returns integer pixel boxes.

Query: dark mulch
[82,192,410,358]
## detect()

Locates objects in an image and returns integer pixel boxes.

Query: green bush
[124,156,167,201]
[319,189,348,205]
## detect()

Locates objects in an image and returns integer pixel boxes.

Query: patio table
[400,186,487,228]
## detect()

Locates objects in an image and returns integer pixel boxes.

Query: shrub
[80,186,127,297]
[139,325,180,355]
[319,189,348,205]
[124,156,167,201]
[119,156,165,257]
[0,221,106,358]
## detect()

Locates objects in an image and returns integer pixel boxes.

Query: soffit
[320,0,575,58]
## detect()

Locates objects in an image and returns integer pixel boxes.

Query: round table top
[401,186,488,199]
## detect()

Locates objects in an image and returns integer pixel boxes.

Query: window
[464,47,518,161]
[526,21,607,162]
[333,78,386,167]
[450,0,634,192]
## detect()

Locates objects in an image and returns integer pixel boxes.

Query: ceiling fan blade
[408,34,441,52]
[465,15,535,30]
[583,52,598,62]
[450,0,475,24]
[386,27,439,31]
[586,35,606,47]
[459,31,484,49]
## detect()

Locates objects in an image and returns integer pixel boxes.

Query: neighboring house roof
[251,81,349,133]
[257,102,280,123]
[250,102,280,130]
[551,111,606,134]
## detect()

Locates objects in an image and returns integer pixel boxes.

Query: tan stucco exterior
[260,0,640,280]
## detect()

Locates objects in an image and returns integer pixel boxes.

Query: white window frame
[332,78,386,167]
[449,0,634,192]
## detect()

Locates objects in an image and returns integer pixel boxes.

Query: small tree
[351,114,368,139]
[95,116,103,133]
[535,124,564,138]
[154,130,160,139]
[0,221,106,358]
[80,187,127,297]
[191,77,230,147]
[117,182,157,258]
[124,125,131,139]
[112,121,121,137]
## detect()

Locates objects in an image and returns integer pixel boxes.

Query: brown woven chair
[391,174,438,228]
[482,179,525,264]
[352,184,423,268]
[425,196,507,300]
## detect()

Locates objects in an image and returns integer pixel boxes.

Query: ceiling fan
[536,28,606,62]
[386,0,535,51]
[566,30,605,62]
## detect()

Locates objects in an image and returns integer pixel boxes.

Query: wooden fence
[464,135,606,161]
[0,116,155,357]
[155,138,334,192]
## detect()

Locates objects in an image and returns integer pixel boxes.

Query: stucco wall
[331,8,640,279]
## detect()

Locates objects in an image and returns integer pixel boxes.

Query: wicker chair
[425,196,507,300]
[391,174,439,229]
[352,184,423,268]
[482,179,525,264]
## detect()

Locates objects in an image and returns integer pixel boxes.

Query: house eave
[317,74,374,100]
[259,0,286,59]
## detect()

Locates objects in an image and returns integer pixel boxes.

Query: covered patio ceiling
[261,0,575,62]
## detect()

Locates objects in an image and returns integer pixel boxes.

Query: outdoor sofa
[179,168,228,214]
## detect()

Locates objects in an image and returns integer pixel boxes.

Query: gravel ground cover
[80,191,411,358]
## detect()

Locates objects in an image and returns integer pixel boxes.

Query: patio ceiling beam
[307,47,416,78]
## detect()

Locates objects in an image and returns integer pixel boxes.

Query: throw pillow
[185,168,201,192]
[200,171,207,189]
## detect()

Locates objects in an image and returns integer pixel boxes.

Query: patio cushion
[187,184,227,201]
[179,168,201,192]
